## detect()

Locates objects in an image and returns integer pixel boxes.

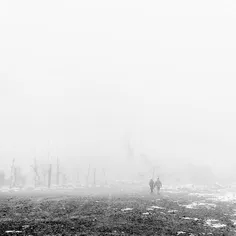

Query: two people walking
[149,177,162,194]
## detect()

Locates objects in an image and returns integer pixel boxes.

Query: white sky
[1,1,236,176]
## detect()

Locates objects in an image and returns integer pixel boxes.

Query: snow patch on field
[182,202,216,209]
[231,219,236,225]
[142,212,149,215]
[216,193,236,202]
[121,208,133,212]
[182,217,199,220]
[151,205,165,209]
[147,205,165,211]
[5,230,22,233]
[146,207,154,211]
[168,210,178,213]
[189,193,215,197]
[177,231,186,235]
[205,219,226,228]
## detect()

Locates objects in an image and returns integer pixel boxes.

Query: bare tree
[10,159,15,188]
[93,168,96,186]
[62,173,67,186]
[125,140,134,160]
[40,164,48,187]
[31,158,40,188]
[14,167,26,188]
[86,164,91,186]
[103,168,107,185]
[76,169,80,185]
[48,163,52,188]
[56,157,60,186]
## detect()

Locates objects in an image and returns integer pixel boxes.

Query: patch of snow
[205,219,226,228]
[217,193,236,202]
[210,223,226,228]
[150,205,165,209]
[231,219,236,225]
[6,230,22,233]
[147,205,164,211]
[182,202,216,209]
[181,202,199,209]
[147,207,154,211]
[189,193,215,197]
[142,212,149,215]
[182,217,199,220]
[22,225,30,229]
[207,192,236,202]
[164,190,178,193]
[177,231,185,235]
[121,208,133,212]
[168,210,178,213]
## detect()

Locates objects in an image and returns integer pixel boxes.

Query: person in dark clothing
[149,178,155,194]
[154,177,162,194]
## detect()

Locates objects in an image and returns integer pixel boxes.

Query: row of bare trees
[8,159,26,188]
[29,158,108,188]
[30,158,56,188]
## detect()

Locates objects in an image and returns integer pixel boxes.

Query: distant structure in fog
[125,139,134,160]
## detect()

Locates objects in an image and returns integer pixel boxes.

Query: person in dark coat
[154,177,162,194]
[149,178,155,194]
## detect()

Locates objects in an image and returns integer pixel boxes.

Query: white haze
[1,1,236,182]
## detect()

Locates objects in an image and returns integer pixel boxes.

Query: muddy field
[1,187,236,235]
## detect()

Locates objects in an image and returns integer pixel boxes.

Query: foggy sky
[1,1,236,176]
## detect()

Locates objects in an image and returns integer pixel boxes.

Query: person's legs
[150,187,153,194]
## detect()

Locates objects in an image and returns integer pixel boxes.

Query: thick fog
[1,1,236,184]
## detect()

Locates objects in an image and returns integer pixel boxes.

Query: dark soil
[0,189,236,235]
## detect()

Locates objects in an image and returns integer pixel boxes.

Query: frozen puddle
[205,219,226,228]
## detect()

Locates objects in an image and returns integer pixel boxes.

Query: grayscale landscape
[1,1,236,235]
[1,184,236,235]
